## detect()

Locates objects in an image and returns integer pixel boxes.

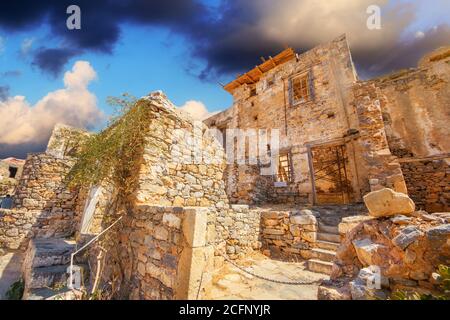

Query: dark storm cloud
[0,0,207,75]
[32,47,80,76]
[0,85,10,101]
[0,0,449,79]
[0,141,45,159]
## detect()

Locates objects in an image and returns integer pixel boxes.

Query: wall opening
[289,72,311,105]
[276,152,293,183]
[8,166,18,178]
[310,143,354,204]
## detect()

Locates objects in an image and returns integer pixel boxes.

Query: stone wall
[133,93,228,211]
[0,208,77,250]
[0,152,79,251]
[214,205,261,261]
[0,125,84,251]
[14,153,77,212]
[259,208,318,259]
[89,206,215,300]
[0,158,25,196]
[76,93,243,299]
[400,158,450,213]
[350,82,407,194]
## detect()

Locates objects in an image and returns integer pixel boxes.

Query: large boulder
[363,188,415,217]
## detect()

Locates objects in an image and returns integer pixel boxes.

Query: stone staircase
[306,204,366,275]
[307,222,340,275]
[22,238,78,300]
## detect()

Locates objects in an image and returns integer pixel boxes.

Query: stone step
[315,240,340,251]
[318,223,339,235]
[26,287,73,300]
[310,248,336,262]
[317,232,340,243]
[307,259,334,275]
[27,265,69,289]
[27,238,76,268]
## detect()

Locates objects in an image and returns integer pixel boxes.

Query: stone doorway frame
[306,137,361,205]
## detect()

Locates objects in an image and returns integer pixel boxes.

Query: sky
[0,0,449,158]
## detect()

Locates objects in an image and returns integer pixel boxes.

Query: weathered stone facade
[205,36,449,212]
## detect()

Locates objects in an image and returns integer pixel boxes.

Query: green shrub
[6,278,24,300]
[391,265,450,300]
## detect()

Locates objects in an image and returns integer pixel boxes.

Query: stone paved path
[0,251,24,299]
[206,253,328,300]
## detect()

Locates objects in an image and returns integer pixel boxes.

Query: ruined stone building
[0,35,448,300]
[0,157,25,196]
[205,35,450,213]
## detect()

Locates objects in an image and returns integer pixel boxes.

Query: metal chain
[213,237,323,286]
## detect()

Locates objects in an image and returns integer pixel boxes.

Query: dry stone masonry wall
[260,209,318,259]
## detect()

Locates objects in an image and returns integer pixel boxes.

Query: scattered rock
[352,238,387,266]
[391,215,412,225]
[425,224,450,240]
[339,215,373,235]
[317,281,351,300]
[392,226,423,250]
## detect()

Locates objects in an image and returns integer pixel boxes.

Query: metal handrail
[68,216,123,289]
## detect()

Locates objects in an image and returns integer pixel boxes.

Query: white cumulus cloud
[177,100,217,121]
[0,61,104,147]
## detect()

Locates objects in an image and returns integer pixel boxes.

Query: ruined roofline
[223,34,354,94]
[1,157,25,165]
[223,47,296,94]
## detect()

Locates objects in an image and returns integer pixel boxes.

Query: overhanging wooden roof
[223,48,296,94]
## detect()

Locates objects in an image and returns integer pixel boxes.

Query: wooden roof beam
[245,73,255,83]
[269,56,277,68]
[256,65,264,75]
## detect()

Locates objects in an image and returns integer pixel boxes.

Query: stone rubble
[319,188,450,300]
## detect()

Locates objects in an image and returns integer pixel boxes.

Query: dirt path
[206,253,328,300]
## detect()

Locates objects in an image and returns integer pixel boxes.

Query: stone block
[363,188,415,217]
[425,224,450,240]
[338,215,373,235]
[176,245,214,299]
[182,207,208,248]
[153,226,169,241]
[352,238,387,266]
[290,213,317,225]
[301,231,316,242]
[162,212,181,229]
[392,226,423,249]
